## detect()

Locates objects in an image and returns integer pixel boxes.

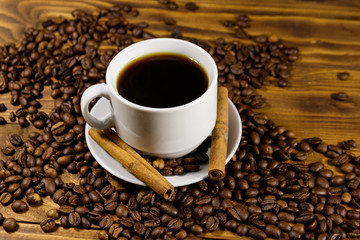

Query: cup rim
[106,38,218,112]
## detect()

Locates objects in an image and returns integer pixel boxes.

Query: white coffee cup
[81,38,218,158]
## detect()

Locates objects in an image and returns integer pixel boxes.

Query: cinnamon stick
[88,128,174,200]
[103,128,164,178]
[208,87,229,180]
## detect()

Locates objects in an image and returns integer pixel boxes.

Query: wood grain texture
[0,0,359,239]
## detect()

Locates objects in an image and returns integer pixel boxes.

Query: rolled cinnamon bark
[208,86,229,180]
[103,128,165,178]
[89,128,174,200]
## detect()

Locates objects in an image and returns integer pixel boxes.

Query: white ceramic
[81,38,218,158]
[85,97,242,187]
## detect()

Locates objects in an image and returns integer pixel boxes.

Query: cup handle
[81,83,114,129]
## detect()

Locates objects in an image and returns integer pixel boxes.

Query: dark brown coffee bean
[26,192,42,206]
[68,211,81,227]
[265,224,281,239]
[45,209,59,220]
[167,218,183,231]
[158,202,178,216]
[133,222,146,235]
[288,230,302,240]
[337,72,349,80]
[98,230,108,240]
[1,146,15,155]
[205,216,219,232]
[58,205,74,215]
[99,215,114,229]
[89,190,102,203]
[329,154,349,166]
[248,227,267,240]
[119,217,135,228]
[9,134,23,147]
[40,218,56,232]
[151,226,165,238]
[87,210,103,224]
[3,218,19,232]
[18,117,29,128]
[11,200,29,213]
[331,92,349,101]
[190,224,203,235]
[0,213,4,227]
[263,212,278,225]
[278,221,291,232]
[41,177,57,196]
[316,176,330,189]
[185,2,199,11]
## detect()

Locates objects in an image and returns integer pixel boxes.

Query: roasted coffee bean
[0,212,4,225]
[108,223,123,238]
[119,217,135,228]
[151,226,165,238]
[1,146,14,155]
[41,177,57,196]
[235,224,248,236]
[263,212,278,225]
[99,215,114,229]
[0,192,12,205]
[185,2,199,11]
[144,218,160,228]
[278,221,291,232]
[2,218,19,232]
[40,218,56,232]
[167,218,183,231]
[68,211,81,227]
[190,224,203,235]
[133,222,146,235]
[58,205,74,215]
[265,224,281,239]
[331,92,349,101]
[18,117,29,128]
[87,210,102,224]
[205,216,219,232]
[98,230,108,240]
[26,192,42,206]
[89,190,102,203]
[158,202,178,216]
[11,200,29,213]
[45,209,60,220]
[329,154,349,166]
[337,72,349,80]
[9,134,23,147]
[288,230,302,240]
[248,227,267,240]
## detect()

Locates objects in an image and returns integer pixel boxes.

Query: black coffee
[116,53,208,108]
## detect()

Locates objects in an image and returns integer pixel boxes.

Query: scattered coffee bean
[40,218,56,232]
[46,209,60,220]
[2,218,19,232]
[0,103,6,112]
[9,134,23,147]
[337,72,349,80]
[331,92,349,101]
[185,2,199,11]
[11,200,29,213]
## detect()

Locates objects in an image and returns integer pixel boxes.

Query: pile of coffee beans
[0,3,359,240]
[146,137,210,176]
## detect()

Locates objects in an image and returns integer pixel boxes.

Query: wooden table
[0,0,359,239]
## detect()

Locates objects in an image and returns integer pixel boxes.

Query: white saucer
[85,97,242,187]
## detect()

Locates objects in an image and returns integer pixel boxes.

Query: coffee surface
[116,53,208,108]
